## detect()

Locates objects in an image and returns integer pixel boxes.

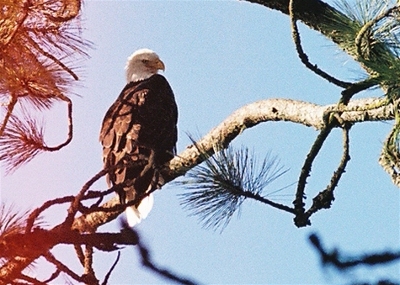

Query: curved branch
[288,0,351,88]
[71,97,394,233]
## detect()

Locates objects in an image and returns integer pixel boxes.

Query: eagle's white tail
[125,193,154,227]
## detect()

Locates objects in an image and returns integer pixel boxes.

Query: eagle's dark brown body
[100,74,178,205]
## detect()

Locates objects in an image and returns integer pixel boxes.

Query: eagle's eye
[142,59,149,64]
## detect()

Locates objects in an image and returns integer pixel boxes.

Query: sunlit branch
[74,244,86,266]
[42,0,81,22]
[168,97,393,180]
[379,121,400,187]
[83,246,98,284]
[1,3,28,48]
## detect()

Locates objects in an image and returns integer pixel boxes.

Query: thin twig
[309,233,400,269]
[42,95,73,152]
[26,196,74,233]
[25,186,114,233]
[101,252,120,285]
[44,251,85,283]
[325,125,351,193]
[0,94,17,137]
[303,125,351,221]
[340,77,378,105]
[63,167,109,228]
[288,0,352,88]
[242,190,296,214]
[294,125,333,226]
[42,269,62,283]
[27,36,79,80]
[18,273,48,285]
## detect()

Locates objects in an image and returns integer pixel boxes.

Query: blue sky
[1,0,399,284]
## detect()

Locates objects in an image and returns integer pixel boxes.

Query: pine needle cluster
[177,145,288,231]
[0,0,89,172]
[0,109,45,173]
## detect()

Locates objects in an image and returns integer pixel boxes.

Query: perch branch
[72,97,394,233]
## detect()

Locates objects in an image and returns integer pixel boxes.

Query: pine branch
[0,0,90,172]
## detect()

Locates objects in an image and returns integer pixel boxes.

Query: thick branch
[169,97,393,179]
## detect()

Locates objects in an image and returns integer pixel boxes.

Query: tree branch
[69,97,395,233]
[168,97,394,179]
[309,233,400,269]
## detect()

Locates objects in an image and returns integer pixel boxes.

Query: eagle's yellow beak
[149,59,165,72]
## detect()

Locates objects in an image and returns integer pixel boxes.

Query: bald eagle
[100,49,178,226]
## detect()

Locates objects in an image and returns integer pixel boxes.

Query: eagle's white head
[125,48,165,83]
